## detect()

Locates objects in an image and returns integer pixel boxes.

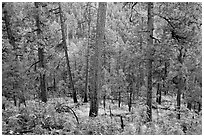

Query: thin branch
[66,106,79,124]
[25,60,40,73]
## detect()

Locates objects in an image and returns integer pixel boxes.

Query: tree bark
[59,3,78,103]
[34,2,47,103]
[89,2,107,117]
[146,2,154,122]
[84,3,91,103]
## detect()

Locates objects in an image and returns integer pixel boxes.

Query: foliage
[2,2,202,135]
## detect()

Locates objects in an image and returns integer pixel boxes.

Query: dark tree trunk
[198,102,201,112]
[177,85,181,119]
[128,91,132,112]
[89,2,107,117]
[103,95,106,109]
[118,91,121,107]
[2,103,5,110]
[120,116,124,130]
[187,102,191,110]
[59,3,77,103]
[13,94,17,106]
[146,2,153,122]
[40,73,47,103]
[53,74,56,92]
[156,83,161,104]
[35,2,47,103]
[164,89,167,96]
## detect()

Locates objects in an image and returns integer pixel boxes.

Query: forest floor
[2,95,202,135]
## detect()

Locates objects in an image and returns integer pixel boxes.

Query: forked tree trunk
[89,2,107,117]
[146,2,153,122]
[59,3,78,103]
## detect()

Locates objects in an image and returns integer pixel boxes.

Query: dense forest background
[2,2,202,135]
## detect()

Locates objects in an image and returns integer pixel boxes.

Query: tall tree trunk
[117,45,121,107]
[84,2,91,103]
[3,3,21,105]
[34,2,47,103]
[89,2,107,117]
[59,3,78,103]
[176,47,184,119]
[146,2,153,122]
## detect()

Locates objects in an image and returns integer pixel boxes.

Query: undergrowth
[2,99,202,135]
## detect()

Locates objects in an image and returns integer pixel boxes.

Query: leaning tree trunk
[89,2,107,117]
[146,2,154,122]
[59,3,77,103]
[34,2,47,103]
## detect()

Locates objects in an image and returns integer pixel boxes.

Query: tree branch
[25,60,40,73]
